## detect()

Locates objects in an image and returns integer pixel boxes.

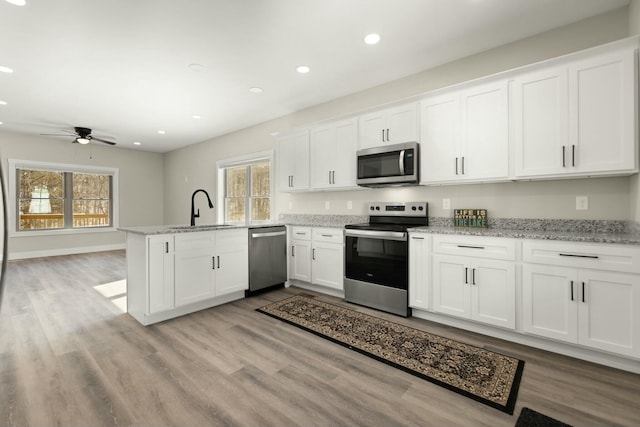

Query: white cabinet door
[214,229,248,296]
[310,118,358,190]
[577,270,639,357]
[359,103,418,149]
[461,81,509,181]
[174,232,216,307]
[312,241,344,290]
[513,66,569,177]
[522,264,578,343]
[420,94,460,183]
[148,236,174,314]
[409,234,429,310]
[387,103,419,145]
[277,130,309,191]
[432,254,469,318]
[290,240,312,282]
[570,49,637,174]
[470,258,515,329]
[331,118,358,188]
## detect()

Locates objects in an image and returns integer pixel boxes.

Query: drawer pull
[582,282,586,303]
[559,253,599,259]
[570,280,574,301]
[411,237,424,240]
[295,232,307,235]
[457,245,485,250]
[321,234,334,238]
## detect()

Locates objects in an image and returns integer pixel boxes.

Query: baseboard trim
[6,243,126,261]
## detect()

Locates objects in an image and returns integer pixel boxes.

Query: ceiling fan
[41,126,116,146]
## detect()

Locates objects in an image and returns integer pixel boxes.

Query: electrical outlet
[443,198,451,210]
[576,196,589,211]
[347,200,353,210]
[325,201,330,210]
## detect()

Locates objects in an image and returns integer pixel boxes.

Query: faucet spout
[190,189,214,226]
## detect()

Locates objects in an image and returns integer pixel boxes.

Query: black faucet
[190,189,214,226]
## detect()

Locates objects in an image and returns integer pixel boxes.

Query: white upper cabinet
[420,80,509,184]
[310,118,358,190]
[277,130,310,191]
[359,102,419,149]
[514,48,637,178]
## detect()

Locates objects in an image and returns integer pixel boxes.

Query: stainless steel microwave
[356,142,419,187]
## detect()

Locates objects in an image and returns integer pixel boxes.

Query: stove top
[346,202,428,231]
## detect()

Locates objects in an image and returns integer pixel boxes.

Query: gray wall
[164,6,633,224]
[0,130,164,257]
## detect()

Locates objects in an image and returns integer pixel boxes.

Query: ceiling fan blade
[91,137,117,146]
[40,133,75,137]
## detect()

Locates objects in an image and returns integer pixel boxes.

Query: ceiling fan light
[77,137,90,144]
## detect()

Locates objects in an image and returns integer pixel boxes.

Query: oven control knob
[370,206,375,211]
[375,206,380,210]
[418,206,424,211]
[411,206,417,211]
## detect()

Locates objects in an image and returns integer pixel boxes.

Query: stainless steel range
[344,202,428,317]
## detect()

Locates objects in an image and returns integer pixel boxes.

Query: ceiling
[0,0,630,153]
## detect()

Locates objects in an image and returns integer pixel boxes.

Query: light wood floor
[1,250,639,427]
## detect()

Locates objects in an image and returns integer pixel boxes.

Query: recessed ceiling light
[5,0,26,6]
[133,141,142,146]
[364,33,381,45]
[157,130,165,134]
[249,87,264,94]
[0,100,7,105]
[0,122,3,125]
[192,115,201,119]
[188,63,205,72]
[296,65,310,74]
[269,131,280,136]
[0,65,13,73]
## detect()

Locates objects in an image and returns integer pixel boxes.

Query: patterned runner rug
[257,294,524,414]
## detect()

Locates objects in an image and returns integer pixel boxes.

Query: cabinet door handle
[457,245,485,250]
[332,171,335,184]
[570,280,574,301]
[291,245,295,256]
[217,256,220,269]
[559,253,599,259]
[455,157,459,175]
[464,267,468,284]
[381,129,385,142]
[312,248,316,260]
[212,256,216,269]
[165,242,169,253]
[386,128,390,142]
[562,146,566,167]
[572,144,576,167]
[291,176,294,188]
[461,156,465,175]
[582,282,586,303]
[472,268,476,285]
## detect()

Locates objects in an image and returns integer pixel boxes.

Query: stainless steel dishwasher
[247,226,287,295]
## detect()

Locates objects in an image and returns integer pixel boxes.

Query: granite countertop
[410,225,640,245]
[119,222,285,236]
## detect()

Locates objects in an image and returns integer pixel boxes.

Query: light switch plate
[576,196,589,210]
[443,198,451,210]
[325,201,330,210]
[347,200,353,210]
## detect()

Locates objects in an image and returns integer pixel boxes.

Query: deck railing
[19,213,110,230]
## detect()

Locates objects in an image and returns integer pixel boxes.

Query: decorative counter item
[454,209,487,228]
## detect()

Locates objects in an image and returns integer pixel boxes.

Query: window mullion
[64,172,73,228]
[245,165,251,225]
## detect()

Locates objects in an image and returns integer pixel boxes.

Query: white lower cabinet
[126,228,248,325]
[522,240,640,358]
[288,226,344,291]
[409,234,430,311]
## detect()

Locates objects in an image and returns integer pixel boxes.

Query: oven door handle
[345,229,407,241]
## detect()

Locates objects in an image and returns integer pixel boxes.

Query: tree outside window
[224,161,270,224]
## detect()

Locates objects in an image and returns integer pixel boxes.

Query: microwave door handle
[399,150,405,175]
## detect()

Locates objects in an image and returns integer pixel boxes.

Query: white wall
[0,130,164,258]
[164,6,632,224]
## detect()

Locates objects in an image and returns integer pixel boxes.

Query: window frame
[8,159,120,237]
[216,150,274,225]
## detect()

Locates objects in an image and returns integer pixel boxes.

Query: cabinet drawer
[290,226,312,241]
[174,231,216,252]
[216,228,247,248]
[523,240,640,274]
[432,234,516,261]
[312,228,343,244]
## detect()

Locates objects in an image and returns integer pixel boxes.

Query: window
[9,159,119,234]
[217,151,273,225]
